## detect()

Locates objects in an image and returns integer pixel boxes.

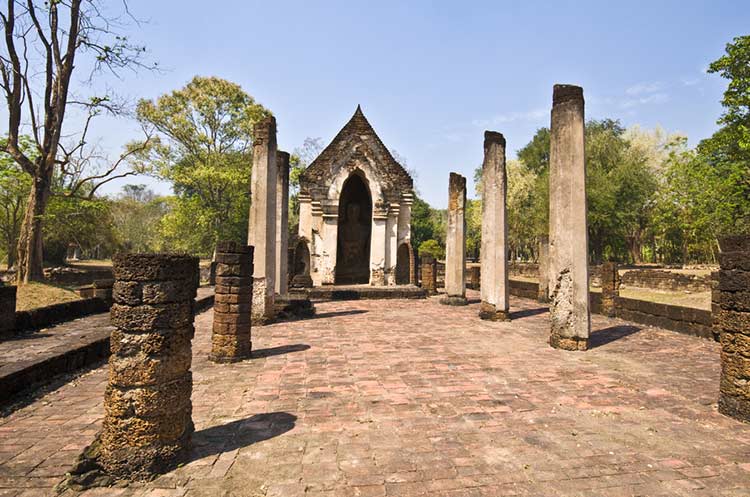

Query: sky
[4,0,749,208]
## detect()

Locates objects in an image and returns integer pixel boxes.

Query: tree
[137,76,271,255]
[290,137,324,231]
[1,0,152,282]
[0,136,32,268]
[110,184,169,253]
[418,239,444,259]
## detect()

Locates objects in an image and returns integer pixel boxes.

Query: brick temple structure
[297,106,415,287]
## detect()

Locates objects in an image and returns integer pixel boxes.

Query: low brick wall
[0,286,17,337]
[507,278,715,341]
[14,298,109,333]
[621,269,711,293]
[44,266,113,287]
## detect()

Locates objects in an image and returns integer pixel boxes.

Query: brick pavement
[0,290,749,496]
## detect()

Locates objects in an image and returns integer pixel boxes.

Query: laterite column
[421,255,437,295]
[103,254,198,480]
[538,236,550,303]
[211,242,254,362]
[441,173,468,306]
[717,235,750,423]
[600,262,620,317]
[548,84,591,350]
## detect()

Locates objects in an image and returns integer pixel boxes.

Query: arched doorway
[395,243,411,284]
[335,172,372,284]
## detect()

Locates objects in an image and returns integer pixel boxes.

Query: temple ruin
[297,106,415,287]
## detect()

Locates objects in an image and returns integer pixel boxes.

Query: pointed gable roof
[300,106,413,196]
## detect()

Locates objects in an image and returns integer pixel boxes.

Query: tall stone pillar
[275,151,290,296]
[104,254,198,480]
[211,242,253,363]
[479,131,510,321]
[538,236,549,303]
[421,255,437,295]
[717,235,750,423]
[0,284,17,337]
[548,84,591,351]
[370,212,387,286]
[248,116,277,323]
[441,173,467,306]
[600,262,620,317]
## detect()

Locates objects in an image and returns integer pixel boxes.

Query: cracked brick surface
[1,290,749,496]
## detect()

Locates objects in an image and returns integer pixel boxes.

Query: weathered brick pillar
[211,242,253,363]
[421,255,437,295]
[711,270,721,341]
[538,236,549,303]
[104,254,198,480]
[275,151,290,296]
[468,266,481,290]
[548,84,591,351]
[717,235,750,423]
[600,262,620,317]
[479,131,510,321]
[0,284,17,337]
[248,116,277,324]
[441,173,468,306]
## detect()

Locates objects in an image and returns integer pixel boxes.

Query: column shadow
[252,344,310,358]
[510,307,548,320]
[589,325,642,348]
[304,309,368,320]
[189,412,297,462]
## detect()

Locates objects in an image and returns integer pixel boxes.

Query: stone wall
[507,278,715,340]
[620,269,711,293]
[0,285,17,337]
[15,298,109,333]
[44,266,113,287]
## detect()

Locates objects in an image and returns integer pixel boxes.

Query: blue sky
[7,1,749,208]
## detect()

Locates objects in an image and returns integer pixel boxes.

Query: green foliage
[0,137,33,268]
[137,76,271,255]
[43,195,116,265]
[465,199,482,260]
[110,185,170,253]
[418,239,444,259]
[411,195,446,255]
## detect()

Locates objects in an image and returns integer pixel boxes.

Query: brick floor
[1,291,749,496]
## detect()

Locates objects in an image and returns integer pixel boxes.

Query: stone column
[104,254,198,480]
[248,116,277,323]
[385,206,399,285]
[275,151,290,296]
[479,131,510,321]
[468,266,481,290]
[538,236,550,303]
[421,256,437,295]
[0,285,17,337]
[548,84,591,351]
[600,262,620,317]
[370,211,387,286]
[441,173,467,306]
[717,235,750,423]
[211,242,253,363]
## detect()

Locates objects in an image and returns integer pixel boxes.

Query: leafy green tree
[110,185,170,253]
[418,239,444,259]
[136,76,272,255]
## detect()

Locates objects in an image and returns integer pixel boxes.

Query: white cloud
[620,92,669,109]
[682,77,700,86]
[471,108,546,128]
[625,81,665,96]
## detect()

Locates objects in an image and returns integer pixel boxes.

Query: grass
[15,282,82,312]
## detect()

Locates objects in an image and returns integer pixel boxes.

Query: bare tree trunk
[16,175,51,283]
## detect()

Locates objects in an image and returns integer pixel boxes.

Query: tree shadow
[190,412,298,463]
[0,332,53,343]
[303,309,368,320]
[252,344,310,358]
[589,325,642,348]
[510,307,548,320]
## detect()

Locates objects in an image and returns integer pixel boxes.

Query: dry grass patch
[15,282,82,311]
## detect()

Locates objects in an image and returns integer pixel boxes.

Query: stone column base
[479,302,511,321]
[550,334,589,351]
[209,330,251,363]
[719,393,750,423]
[251,277,275,325]
[440,295,468,306]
